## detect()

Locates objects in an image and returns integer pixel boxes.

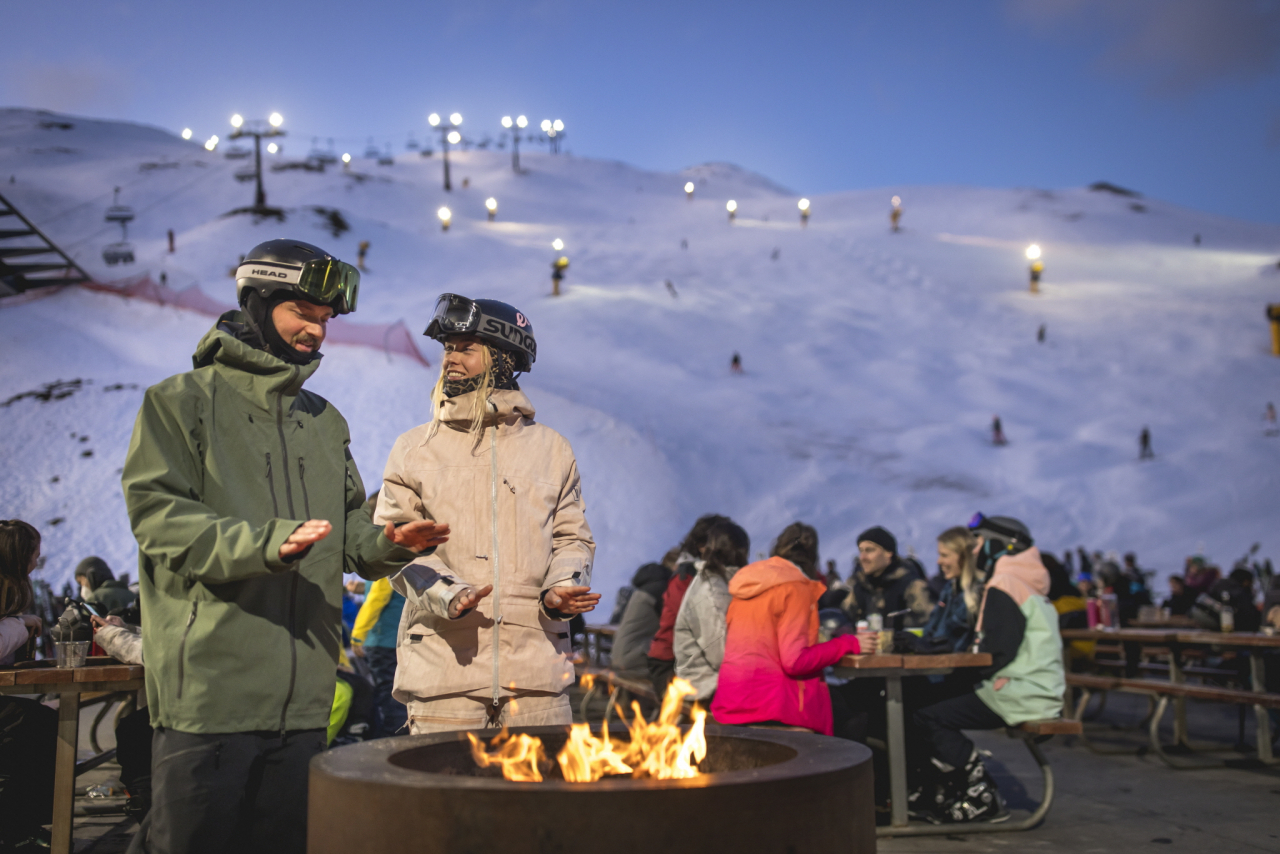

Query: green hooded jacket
[121,313,421,734]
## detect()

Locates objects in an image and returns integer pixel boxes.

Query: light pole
[438,206,452,232]
[684,181,695,200]
[227,112,285,212]
[540,119,565,154]
[501,115,529,172]
[1026,244,1043,294]
[428,112,463,191]
[726,199,737,222]
[551,239,568,296]
[890,195,902,232]
[798,198,810,227]
[485,197,498,221]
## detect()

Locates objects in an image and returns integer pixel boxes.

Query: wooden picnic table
[832,651,992,832]
[1061,627,1279,762]
[1,658,144,854]
[580,623,618,667]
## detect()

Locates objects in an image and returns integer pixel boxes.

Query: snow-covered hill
[2,108,1278,603]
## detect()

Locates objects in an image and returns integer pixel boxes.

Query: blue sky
[5,0,1280,223]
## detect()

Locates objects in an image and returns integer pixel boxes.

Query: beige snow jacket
[375,388,595,712]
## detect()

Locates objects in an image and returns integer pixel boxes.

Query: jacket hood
[75,556,113,590]
[192,312,320,400]
[977,547,1050,632]
[435,387,535,427]
[631,562,672,590]
[729,556,817,600]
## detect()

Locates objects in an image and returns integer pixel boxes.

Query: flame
[466,727,547,782]
[580,672,595,691]
[467,677,708,783]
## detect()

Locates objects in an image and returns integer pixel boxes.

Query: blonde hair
[937,526,980,618]
[428,341,495,446]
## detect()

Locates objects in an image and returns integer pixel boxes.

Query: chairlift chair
[224,145,252,160]
[102,241,134,265]
[364,137,381,159]
[406,134,420,151]
[234,166,258,183]
[377,143,394,166]
[103,188,134,225]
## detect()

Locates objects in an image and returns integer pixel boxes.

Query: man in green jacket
[121,239,449,854]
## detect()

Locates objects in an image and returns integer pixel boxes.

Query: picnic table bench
[1062,628,1280,766]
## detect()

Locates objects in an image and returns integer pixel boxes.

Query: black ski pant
[127,726,325,854]
[911,690,1005,770]
[646,656,676,700]
[0,696,56,841]
[115,705,154,801]
[365,646,406,738]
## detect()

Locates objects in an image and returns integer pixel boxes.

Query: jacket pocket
[175,603,198,700]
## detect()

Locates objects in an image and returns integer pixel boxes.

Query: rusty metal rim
[313,724,870,792]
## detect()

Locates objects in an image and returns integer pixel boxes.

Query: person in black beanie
[821,526,935,627]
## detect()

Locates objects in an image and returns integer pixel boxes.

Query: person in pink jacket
[711,523,878,735]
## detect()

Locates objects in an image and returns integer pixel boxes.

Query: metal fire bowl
[309,724,875,854]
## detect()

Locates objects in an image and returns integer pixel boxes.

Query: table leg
[1250,655,1274,763]
[885,674,909,828]
[51,690,80,854]
[1169,647,1189,747]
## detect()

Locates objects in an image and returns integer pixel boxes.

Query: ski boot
[941,748,1008,823]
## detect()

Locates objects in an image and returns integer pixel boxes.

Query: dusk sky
[5,0,1280,223]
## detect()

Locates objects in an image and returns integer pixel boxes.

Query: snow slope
[2,108,1278,603]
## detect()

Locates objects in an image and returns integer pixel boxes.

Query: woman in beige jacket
[375,295,599,734]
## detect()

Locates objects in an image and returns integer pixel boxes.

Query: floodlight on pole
[485,197,497,221]
[684,181,695,199]
[181,128,193,140]
[502,116,513,128]
[552,238,564,251]
[798,198,811,227]
[540,119,551,132]
[428,111,462,190]
[227,113,286,211]
[1026,244,1043,293]
[891,195,901,208]
[205,135,219,151]
[553,119,564,132]
[503,115,530,172]
[726,199,737,222]
[1026,244,1041,260]
[438,206,452,231]
[268,142,279,154]
[517,115,528,128]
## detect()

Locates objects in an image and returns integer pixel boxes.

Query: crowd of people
[1,233,1277,851]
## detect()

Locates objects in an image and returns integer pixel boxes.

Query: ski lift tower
[501,115,529,173]
[227,112,286,213]
[427,112,462,191]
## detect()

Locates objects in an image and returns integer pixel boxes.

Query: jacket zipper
[298,457,311,518]
[265,453,280,516]
[275,378,299,736]
[175,603,198,700]
[489,408,502,712]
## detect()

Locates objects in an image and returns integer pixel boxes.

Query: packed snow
[2,108,1278,607]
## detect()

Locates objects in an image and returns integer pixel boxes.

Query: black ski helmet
[968,513,1034,573]
[424,293,536,372]
[234,239,359,315]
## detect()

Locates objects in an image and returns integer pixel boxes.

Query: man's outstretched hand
[543,586,601,616]
[384,520,451,553]
[448,584,493,618]
[280,519,332,559]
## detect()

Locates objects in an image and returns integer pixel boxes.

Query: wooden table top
[1060,628,1280,648]
[835,651,992,671]
[582,624,618,636]
[0,657,143,688]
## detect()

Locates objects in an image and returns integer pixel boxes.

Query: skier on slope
[375,294,599,733]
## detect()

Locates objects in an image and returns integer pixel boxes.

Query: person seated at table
[74,555,136,616]
[1191,568,1262,633]
[1161,575,1195,616]
[647,515,731,700]
[820,526,935,628]
[674,519,750,704]
[90,613,154,822]
[909,514,1064,825]
[712,522,879,734]
[0,519,56,852]
[610,555,675,683]
[917,527,983,653]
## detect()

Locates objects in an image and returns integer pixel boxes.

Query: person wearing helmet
[121,239,450,854]
[375,293,598,733]
[908,514,1064,825]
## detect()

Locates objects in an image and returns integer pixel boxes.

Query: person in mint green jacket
[121,239,449,854]
[910,514,1064,825]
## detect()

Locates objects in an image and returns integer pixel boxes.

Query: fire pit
[309,725,875,853]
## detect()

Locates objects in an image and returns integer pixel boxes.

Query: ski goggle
[235,258,360,314]
[967,512,986,531]
[426,293,481,337]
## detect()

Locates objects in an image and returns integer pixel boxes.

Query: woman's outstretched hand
[543,586,601,616]
[449,584,493,618]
